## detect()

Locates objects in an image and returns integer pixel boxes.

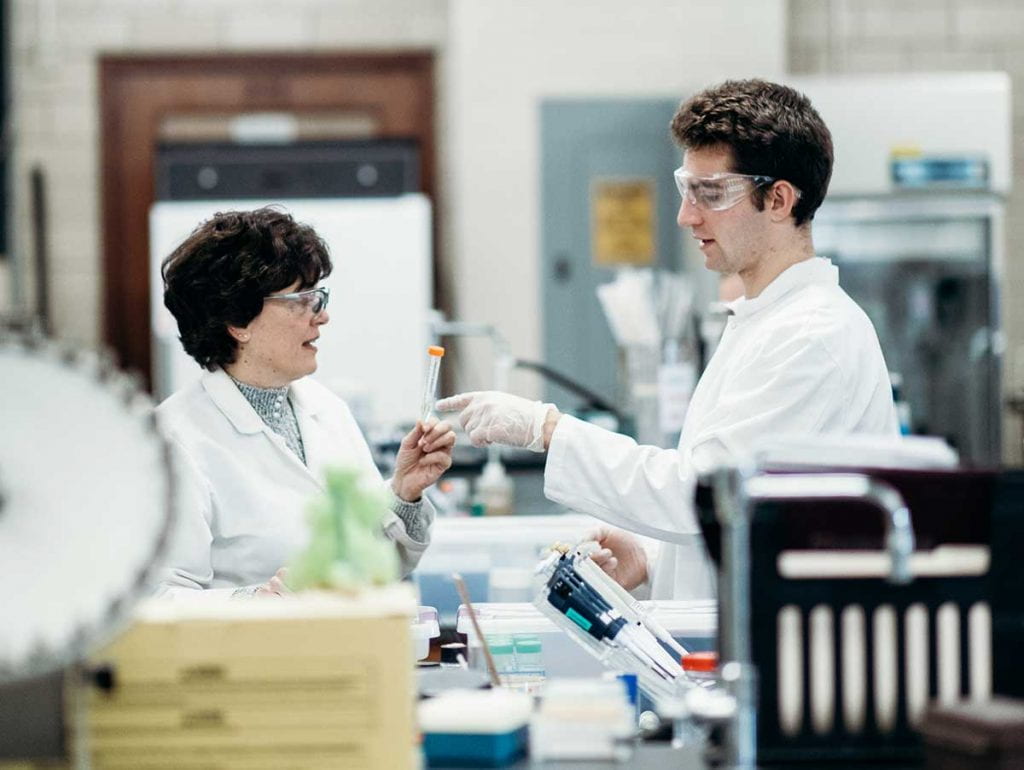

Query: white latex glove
[436,391,554,452]
[585,526,649,591]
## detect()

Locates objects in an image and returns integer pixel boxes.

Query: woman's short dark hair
[161,207,333,370]
[670,79,833,226]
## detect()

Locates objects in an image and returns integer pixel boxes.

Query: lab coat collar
[202,369,323,435]
[204,369,329,489]
[287,378,325,419]
[727,256,838,319]
[202,369,264,434]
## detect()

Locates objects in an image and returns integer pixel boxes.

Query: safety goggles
[264,286,330,317]
[673,168,780,211]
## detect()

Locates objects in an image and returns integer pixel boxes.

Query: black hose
[513,359,624,422]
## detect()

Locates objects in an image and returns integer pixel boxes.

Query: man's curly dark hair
[671,79,833,226]
[161,207,333,370]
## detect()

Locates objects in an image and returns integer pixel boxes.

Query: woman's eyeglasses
[264,286,330,317]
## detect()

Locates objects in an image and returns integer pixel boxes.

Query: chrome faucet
[744,473,916,585]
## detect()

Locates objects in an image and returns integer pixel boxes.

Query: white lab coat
[545,257,899,599]
[154,369,432,598]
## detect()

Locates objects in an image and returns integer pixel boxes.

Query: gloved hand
[585,526,649,591]
[436,391,556,452]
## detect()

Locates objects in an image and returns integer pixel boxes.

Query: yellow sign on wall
[591,178,656,266]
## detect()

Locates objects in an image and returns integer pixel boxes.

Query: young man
[438,79,898,599]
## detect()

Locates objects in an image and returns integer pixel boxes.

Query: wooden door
[100,53,438,388]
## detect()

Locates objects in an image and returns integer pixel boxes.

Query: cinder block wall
[4,0,447,340]
[788,0,1024,464]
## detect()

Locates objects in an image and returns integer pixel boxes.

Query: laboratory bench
[429,743,925,768]
[429,743,703,769]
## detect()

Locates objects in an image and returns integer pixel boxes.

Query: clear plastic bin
[412,514,603,623]
[411,605,440,661]
[457,600,716,678]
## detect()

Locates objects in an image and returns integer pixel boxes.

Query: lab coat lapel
[204,369,325,491]
[202,369,265,434]
[295,409,331,491]
[289,380,333,490]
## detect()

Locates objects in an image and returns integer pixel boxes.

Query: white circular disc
[0,338,173,682]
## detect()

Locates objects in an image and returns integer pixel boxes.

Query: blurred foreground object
[696,441,1024,766]
[0,329,174,762]
[419,688,531,767]
[287,468,399,591]
[919,696,1024,769]
[86,587,417,769]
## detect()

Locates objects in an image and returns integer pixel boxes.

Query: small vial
[512,635,543,674]
[421,345,445,422]
[486,635,516,674]
[682,651,719,688]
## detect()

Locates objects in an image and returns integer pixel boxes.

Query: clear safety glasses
[673,168,781,212]
[264,286,330,317]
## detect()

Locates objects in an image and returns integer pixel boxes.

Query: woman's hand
[392,418,456,502]
[254,567,292,598]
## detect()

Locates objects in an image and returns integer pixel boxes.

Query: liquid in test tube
[421,346,445,422]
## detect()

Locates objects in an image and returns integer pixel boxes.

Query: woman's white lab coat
[544,258,899,599]
[155,369,432,598]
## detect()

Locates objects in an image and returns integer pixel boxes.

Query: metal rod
[712,466,758,768]
[30,166,50,336]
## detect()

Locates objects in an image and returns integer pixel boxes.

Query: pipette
[549,558,681,680]
[421,345,445,422]
[573,543,689,658]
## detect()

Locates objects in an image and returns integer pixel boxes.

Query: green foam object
[287,467,399,591]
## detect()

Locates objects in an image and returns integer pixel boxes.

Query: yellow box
[84,587,417,770]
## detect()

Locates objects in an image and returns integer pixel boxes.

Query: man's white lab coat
[545,258,899,599]
[155,369,432,598]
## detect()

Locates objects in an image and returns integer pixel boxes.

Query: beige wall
[3,0,448,339]
[2,0,785,396]
[444,0,785,395]
[788,0,1024,462]
[12,0,1012,456]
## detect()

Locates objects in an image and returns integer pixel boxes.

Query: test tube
[421,345,445,422]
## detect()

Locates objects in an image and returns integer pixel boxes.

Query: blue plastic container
[423,727,527,767]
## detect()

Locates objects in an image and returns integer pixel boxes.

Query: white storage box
[413,514,603,623]
[456,601,716,678]
[411,606,440,661]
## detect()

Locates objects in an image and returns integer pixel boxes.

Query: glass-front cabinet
[815,194,1003,465]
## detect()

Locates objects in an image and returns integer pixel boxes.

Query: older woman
[155,207,454,598]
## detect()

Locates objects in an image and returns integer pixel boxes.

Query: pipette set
[533,540,695,701]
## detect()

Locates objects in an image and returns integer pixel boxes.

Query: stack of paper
[596,269,694,348]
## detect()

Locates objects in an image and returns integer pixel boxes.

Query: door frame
[100,52,439,388]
